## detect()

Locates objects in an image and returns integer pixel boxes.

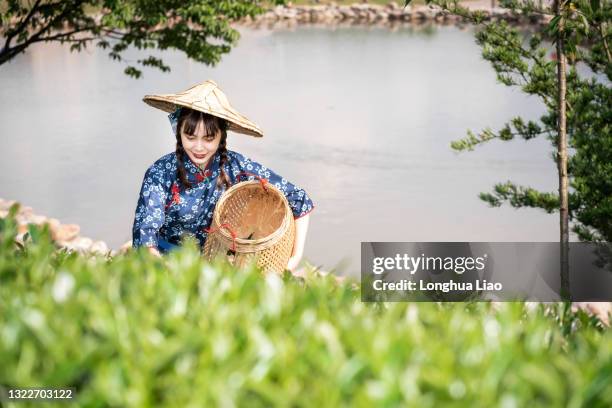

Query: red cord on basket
[204,222,238,251]
[236,172,268,191]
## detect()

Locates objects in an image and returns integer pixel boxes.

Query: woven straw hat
[143,80,263,138]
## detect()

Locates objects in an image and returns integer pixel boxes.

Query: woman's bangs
[181,110,220,138]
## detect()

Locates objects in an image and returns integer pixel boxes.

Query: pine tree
[405,0,611,298]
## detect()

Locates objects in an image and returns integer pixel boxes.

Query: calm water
[0,25,561,274]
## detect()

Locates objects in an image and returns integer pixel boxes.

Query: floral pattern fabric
[132,150,314,250]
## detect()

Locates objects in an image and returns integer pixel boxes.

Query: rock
[18,206,33,217]
[72,237,93,252]
[378,11,389,20]
[45,218,61,236]
[29,214,48,225]
[445,14,460,23]
[297,12,311,23]
[573,302,611,326]
[0,199,17,211]
[1,199,114,257]
[262,11,276,20]
[309,9,321,22]
[386,2,399,11]
[52,224,81,242]
[119,240,133,254]
[90,240,109,255]
[339,6,355,19]
[412,10,427,21]
[322,9,338,21]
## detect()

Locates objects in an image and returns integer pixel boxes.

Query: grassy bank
[0,205,610,407]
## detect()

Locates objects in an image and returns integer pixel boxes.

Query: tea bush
[0,205,610,407]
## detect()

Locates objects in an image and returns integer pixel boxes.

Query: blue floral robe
[132,150,314,251]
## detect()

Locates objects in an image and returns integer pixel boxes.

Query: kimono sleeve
[132,164,169,248]
[228,152,314,219]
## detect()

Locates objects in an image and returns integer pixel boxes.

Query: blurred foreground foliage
[0,205,611,407]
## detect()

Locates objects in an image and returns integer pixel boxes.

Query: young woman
[132,80,314,271]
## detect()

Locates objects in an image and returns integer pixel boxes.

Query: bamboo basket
[203,180,295,274]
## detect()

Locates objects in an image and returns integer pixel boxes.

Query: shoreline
[238,2,551,29]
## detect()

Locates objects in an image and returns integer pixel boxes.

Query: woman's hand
[147,246,162,258]
[287,254,301,272]
[287,214,310,273]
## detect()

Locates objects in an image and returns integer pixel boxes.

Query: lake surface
[0,25,562,274]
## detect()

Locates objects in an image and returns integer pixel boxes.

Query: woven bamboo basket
[203,180,295,274]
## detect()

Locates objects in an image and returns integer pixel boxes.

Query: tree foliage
[0,0,281,78]
[413,0,611,242]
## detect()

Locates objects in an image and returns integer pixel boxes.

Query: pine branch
[479,181,560,213]
[451,118,554,151]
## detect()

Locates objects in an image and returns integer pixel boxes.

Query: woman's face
[180,120,221,166]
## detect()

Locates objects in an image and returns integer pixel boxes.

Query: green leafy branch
[1,0,278,78]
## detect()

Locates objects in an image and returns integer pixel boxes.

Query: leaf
[579,12,590,31]
[124,66,142,79]
[546,15,561,35]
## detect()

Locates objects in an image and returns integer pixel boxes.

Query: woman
[132,80,314,271]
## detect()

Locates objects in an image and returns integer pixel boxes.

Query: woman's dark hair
[175,108,231,190]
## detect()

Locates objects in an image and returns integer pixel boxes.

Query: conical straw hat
[143,80,263,138]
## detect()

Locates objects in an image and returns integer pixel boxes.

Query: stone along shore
[0,198,124,256]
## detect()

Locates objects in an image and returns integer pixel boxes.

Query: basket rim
[210,180,292,249]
